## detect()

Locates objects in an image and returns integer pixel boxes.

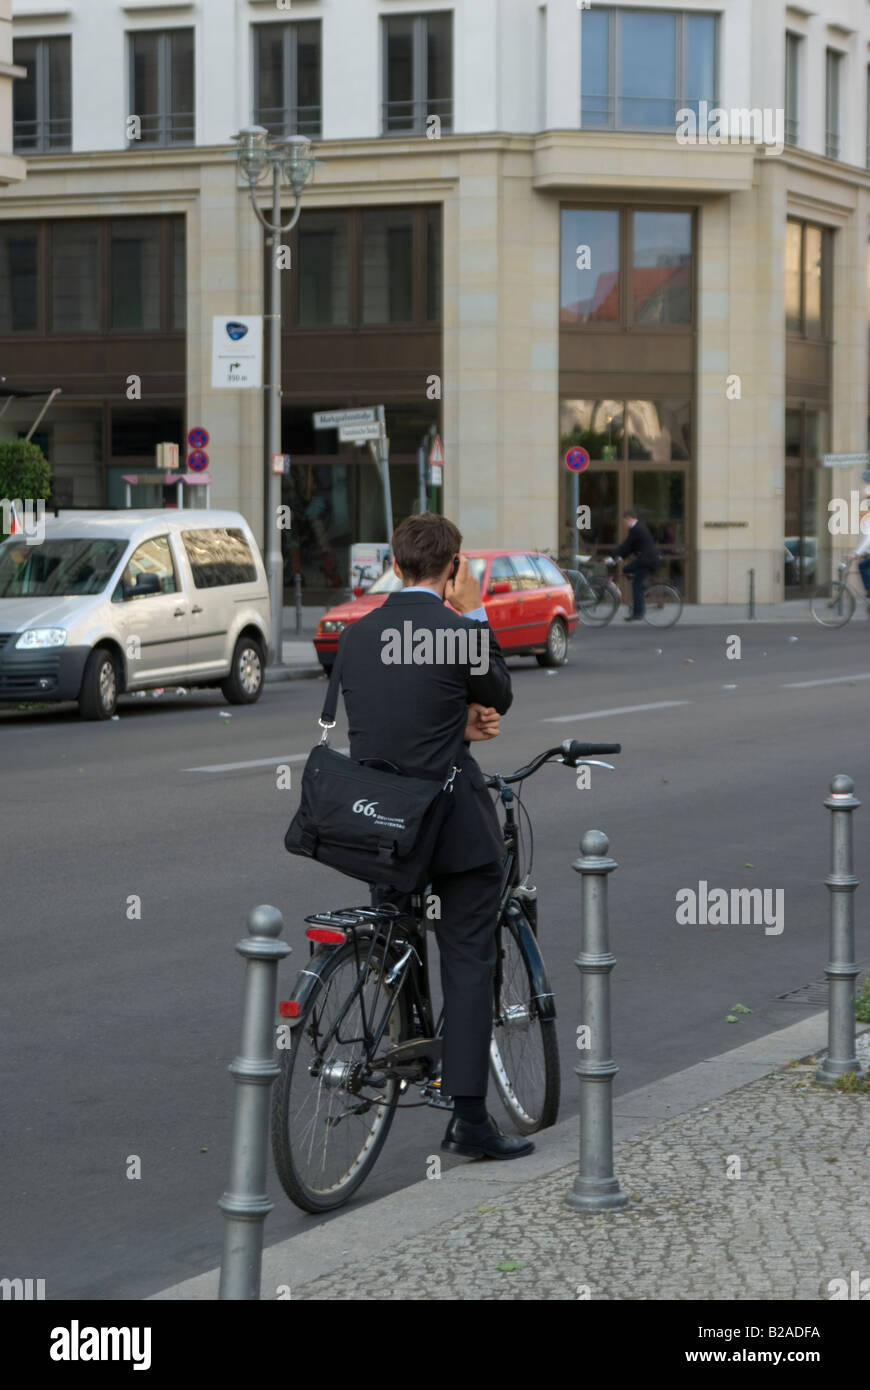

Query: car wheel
[536,619,568,667]
[221,635,265,705]
[78,646,119,720]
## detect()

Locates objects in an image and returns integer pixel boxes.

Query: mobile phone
[450,554,460,581]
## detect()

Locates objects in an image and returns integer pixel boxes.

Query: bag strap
[318,639,346,742]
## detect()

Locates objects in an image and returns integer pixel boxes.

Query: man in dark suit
[609,508,660,621]
[335,512,533,1160]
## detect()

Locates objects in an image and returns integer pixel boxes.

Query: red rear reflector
[306,928,347,944]
[279,1000,300,1018]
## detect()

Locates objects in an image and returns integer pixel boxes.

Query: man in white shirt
[852,505,870,595]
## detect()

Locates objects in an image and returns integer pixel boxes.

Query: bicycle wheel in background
[643,582,683,628]
[810,581,855,628]
[271,938,412,1213]
[570,573,620,626]
[489,911,560,1134]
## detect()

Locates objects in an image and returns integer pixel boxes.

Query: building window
[0,225,39,332]
[129,29,194,146]
[581,8,716,131]
[0,216,185,336]
[382,12,452,136]
[51,222,100,332]
[785,33,800,146]
[110,219,161,331]
[283,206,441,329]
[825,49,841,160]
[253,22,321,137]
[786,219,830,339]
[362,209,414,323]
[12,36,71,153]
[561,207,693,327]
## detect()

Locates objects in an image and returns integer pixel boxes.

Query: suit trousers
[371,859,503,1098]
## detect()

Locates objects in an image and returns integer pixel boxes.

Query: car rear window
[181,528,257,588]
[531,555,568,587]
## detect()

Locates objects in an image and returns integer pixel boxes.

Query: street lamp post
[232,126,316,666]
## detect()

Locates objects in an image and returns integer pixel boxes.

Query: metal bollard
[566,830,628,1212]
[815,777,863,1085]
[748,568,756,620]
[294,573,303,634]
[218,906,291,1299]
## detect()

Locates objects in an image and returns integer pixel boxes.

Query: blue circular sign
[188,450,209,473]
[188,426,209,450]
[565,446,590,473]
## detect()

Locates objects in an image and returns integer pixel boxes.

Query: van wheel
[536,619,568,667]
[221,636,264,705]
[79,646,118,720]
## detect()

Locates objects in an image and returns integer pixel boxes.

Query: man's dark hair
[392,512,462,585]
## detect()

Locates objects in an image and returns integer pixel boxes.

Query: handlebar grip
[562,739,621,763]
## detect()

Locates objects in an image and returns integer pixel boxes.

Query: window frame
[560,203,696,334]
[785,217,832,342]
[381,11,453,138]
[12,34,72,154]
[825,47,842,161]
[785,32,800,147]
[0,215,185,339]
[580,7,717,133]
[280,204,442,333]
[252,19,322,138]
[127,28,195,149]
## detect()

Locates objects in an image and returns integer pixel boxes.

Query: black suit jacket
[614,520,659,569]
[336,589,512,875]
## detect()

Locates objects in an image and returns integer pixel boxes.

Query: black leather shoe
[441,1113,534,1160]
[624,614,642,622]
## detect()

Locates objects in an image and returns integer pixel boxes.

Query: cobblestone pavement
[294,1045,870,1301]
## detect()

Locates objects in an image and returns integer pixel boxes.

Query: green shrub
[0,439,52,537]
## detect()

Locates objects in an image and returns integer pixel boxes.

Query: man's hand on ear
[464,703,500,742]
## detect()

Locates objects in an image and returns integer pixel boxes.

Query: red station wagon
[313,550,578,673]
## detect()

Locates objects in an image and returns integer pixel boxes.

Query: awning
[0,380,62,440]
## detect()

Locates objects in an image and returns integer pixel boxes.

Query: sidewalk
[151,1015,870,1301]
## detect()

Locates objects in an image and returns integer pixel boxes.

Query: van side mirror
[124,572,161,599]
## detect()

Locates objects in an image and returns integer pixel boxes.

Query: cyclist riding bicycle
[851,503,870,597]
[333,512,533,1161]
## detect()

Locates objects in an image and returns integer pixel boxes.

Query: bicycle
[565,556,682,628]
[809,556,870,628]
[270,737,621,1213]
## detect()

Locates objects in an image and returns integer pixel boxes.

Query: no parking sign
[564,446,590,472]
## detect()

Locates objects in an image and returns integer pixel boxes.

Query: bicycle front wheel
[577,579,620,626]
[271,939,412,1213]
[643,582,683,627]
[810,581,854,628]
[489,910,560,1134]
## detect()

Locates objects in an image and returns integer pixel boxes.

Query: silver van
[0,509,271,719]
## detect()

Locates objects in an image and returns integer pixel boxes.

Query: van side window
[182,528,257,588]
[115,535,178,599]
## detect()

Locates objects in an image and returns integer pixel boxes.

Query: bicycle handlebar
[483,738,621,787]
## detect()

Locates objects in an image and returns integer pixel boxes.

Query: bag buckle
[318,718,335,745]
[443,764,460,792]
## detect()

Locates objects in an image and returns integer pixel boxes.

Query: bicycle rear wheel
[271,938,412,1213]
[489,910,560,1134]
[570,573,620,626]
[810,581,854,628]
[643,582,683,627]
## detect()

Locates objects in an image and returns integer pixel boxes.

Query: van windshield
[0,537,127,597]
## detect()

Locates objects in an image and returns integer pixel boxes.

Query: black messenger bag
[284,644,465,891]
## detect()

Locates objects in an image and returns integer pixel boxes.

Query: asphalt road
[3,619,870,1299]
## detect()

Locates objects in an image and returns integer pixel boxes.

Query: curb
[266,665,325,683]
[148,1010,847,1301]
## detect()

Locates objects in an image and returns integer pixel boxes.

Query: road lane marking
[183,748,349,773]
[780,673,870,689]
[542,700,691,724]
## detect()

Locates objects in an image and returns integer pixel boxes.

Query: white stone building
[2,0,870,603]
